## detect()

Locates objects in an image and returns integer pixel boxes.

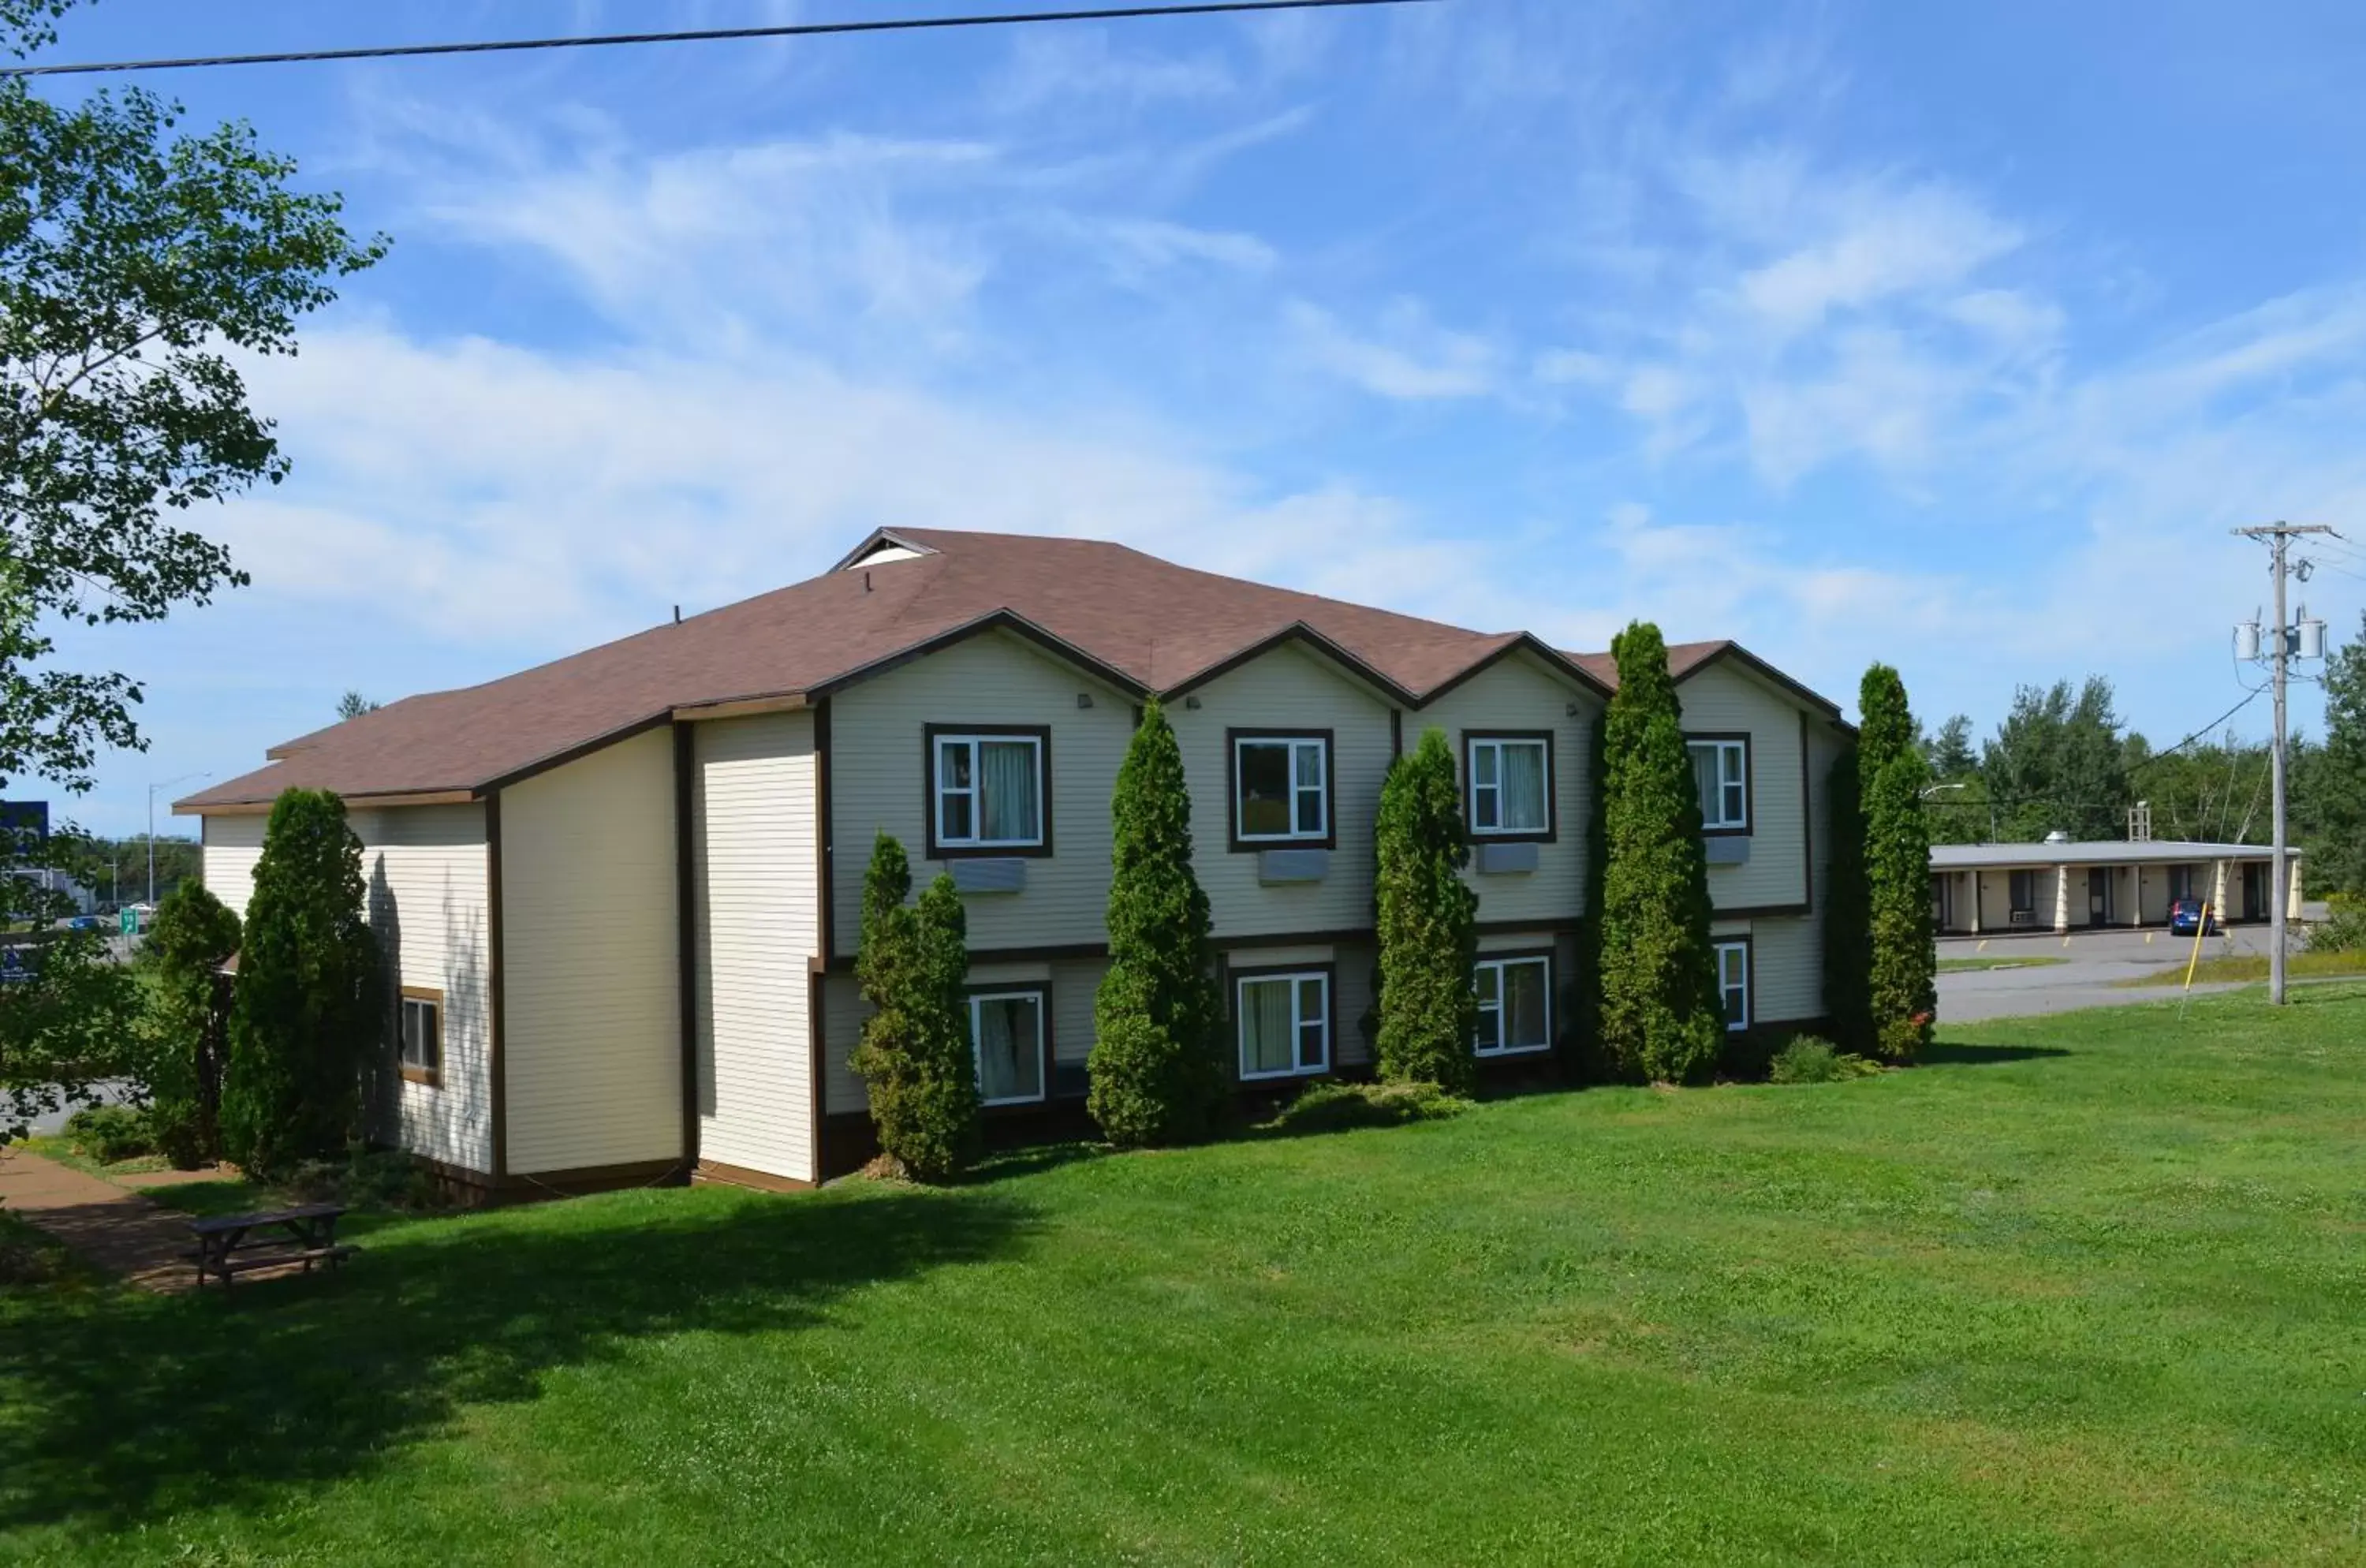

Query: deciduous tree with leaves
[1374,727,1478,1093]
[1597,622,1722,1083]
[1090,699,1224,1146]
[2,0,383,793]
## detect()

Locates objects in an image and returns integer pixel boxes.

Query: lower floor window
[399,989,442,1085]
[1714,941,1749,1032]
[1474,955,1552,1056]
[969,990,1047,1107]
[1238,971,1329,1080]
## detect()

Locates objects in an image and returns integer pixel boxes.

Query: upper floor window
[968,988,1047,1108]
[927,727,1047,856]
[1467,734,1552,838]
[399,987,442,1087]
[1687,737,1750,832]
[1474,954,1552,1056]
[1232,732,1330,846]
[1237,969,1330,1080]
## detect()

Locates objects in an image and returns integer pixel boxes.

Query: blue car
[2168,898,2219,937]
[65,913,104,932]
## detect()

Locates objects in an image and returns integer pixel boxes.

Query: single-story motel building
[1930,838,2303,936]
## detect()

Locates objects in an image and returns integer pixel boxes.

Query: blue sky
[28,0,2366,836]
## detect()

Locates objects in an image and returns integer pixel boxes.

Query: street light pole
[144,773,207,907]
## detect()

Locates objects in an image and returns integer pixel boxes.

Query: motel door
[2088,868,2110,925]
[2242,863,2267,921]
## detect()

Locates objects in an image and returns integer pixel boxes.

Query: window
[1468,735,1551,838]
[2009,869,2036,914]
[929,729,1047,853]
[968,990,1046,1107]
[2166,864,2196,902]
[1687,737,1749,831]
[399,988,442,1086]
[1237,971,1330,1080]
[1474,955,1552,1056]
[1232,734,1330,844]
[1713,942,1749,1033]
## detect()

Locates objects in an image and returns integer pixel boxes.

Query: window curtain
[980,741,1039,842]
[1503,963,1548,1048]
[1500,745,1546,831]
[976,998,1038,1102]
[1691,745,1721,820]
[1242,980,1294,1074]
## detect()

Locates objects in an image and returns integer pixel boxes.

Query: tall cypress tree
[1860,665,1936,1059]
[1375,727,1479,1092]
[849,833,980,1181]
[143,880,242,1166]
[1597,622,1723,1083]
[221,789,379,1175]
[1090,698,1223,1147]
[1821,741,1872,1052]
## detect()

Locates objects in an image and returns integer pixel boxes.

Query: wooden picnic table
[185,1202,356,1290]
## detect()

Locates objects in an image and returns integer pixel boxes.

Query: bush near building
[848,834,980,1182]
[1374,728,1479,1094]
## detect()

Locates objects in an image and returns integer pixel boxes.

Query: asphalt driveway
[1938,924,2278,1022]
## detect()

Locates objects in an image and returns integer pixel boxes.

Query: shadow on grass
[0,1185,1034,1534]
[1919,1041,2073,1067]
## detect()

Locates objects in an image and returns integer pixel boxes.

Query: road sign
[120,906,139,935]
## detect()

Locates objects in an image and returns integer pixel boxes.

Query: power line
[0,0,1436,78]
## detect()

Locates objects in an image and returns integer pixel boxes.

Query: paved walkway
[0,1146,196,1293]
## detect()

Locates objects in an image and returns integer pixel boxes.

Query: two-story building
[181,527,1852,1197]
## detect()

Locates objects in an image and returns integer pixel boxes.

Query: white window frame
[1714,940,1750,1033]
[966,988,1047,1109]
[1687,737,1750,831]
[1232,736,1329,844]
[398,990,442,1086]
[1468,737,1551,837]
[1236,970,1330,1081]
[932,732,1046,851]
[1473,954,1554,1058]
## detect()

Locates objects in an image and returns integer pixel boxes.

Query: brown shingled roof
[182,528,1619,811]
[1569,638,1848,722]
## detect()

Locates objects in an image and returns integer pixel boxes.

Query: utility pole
[144,772,206,907]
[2234,523,2332,1005]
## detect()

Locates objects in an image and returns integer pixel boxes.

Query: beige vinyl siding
[1169,643,1395,939]
[692,711,819,1185]
[199,814,266,917]
[1051,958,1104,1073]
[352,804,494,1173]
[1677,662,1809,912]
[1743,914,1823,1025]
[1413,651,1599,925]
[500,727,682,1176]
[827,629,1136,959]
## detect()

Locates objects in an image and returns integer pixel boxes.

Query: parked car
[2168,898,2220,937]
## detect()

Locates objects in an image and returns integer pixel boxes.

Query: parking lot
[1939,923,2282,1022]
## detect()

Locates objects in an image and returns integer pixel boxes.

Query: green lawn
[2118,949,2366,986]
[5,990,2366,1565]
[1937,954,2069,973]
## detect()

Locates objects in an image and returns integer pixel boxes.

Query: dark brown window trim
[1685,730,1755,838]
[1225,727,1338,853]
[1223,958,1339,1082]
[923,722,1055,861]
[1461,730,1558,845]
[1711,932,1755,1033]
[964,980,1056,1114]
[1472,946,1556,1058]
[398,984,445,1088]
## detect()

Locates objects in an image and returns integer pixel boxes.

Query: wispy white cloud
[1285,299,1502,401]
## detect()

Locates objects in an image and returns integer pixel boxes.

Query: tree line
[1917,614,2366,897]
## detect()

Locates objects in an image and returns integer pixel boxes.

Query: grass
[5,988,2366,1564]
[13,1135,168,1182]
[2116,948,2366,987]
[1938,954,2070,973]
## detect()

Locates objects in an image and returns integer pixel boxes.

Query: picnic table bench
[185,1203,356,1290]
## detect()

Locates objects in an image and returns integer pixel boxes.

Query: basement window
[968,989,1047,1108]
[1713,941,1750,1033]
[1237,970,1330,1081]
[1473,955,1552,1057]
